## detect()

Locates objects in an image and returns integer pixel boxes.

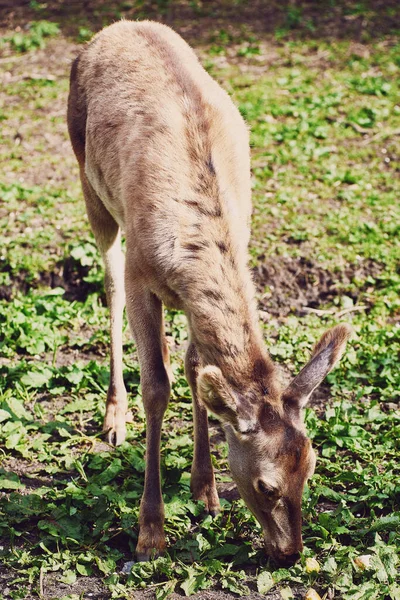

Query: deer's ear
[198,366,258,434]
[283,324,353,411]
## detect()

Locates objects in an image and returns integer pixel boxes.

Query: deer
[67,20,352,565]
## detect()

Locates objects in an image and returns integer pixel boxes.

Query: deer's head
[198,324,352,565]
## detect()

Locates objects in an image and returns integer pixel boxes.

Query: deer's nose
[275,552,301,566]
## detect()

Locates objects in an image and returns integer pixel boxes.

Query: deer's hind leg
[80,172,128,446]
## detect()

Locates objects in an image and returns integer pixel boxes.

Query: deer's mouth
[273,551,301,566]
[263,539,301,566]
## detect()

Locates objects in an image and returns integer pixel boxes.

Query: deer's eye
[257,479,279,499]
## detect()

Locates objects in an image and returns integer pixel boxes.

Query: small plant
[350,75,391,96]
[237,43,261,58]
[7,20,60,53]
[155,0,172,15]
[208,29,233,56]
[350,107,377,128]
[77,27,93,43]
[286,5,303,29]
[275,4,304,38]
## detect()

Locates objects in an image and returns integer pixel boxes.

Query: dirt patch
[0,569,306,600]
[253,255,383,317]
[0,254,104,302]
[2,252,384,317]
[3,457,46,474]
[41,573,108,600]
[57,256,104,302]
[0,0,399,42]
[133,589,306,600]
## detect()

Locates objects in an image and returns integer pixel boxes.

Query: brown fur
[67,20,352,564]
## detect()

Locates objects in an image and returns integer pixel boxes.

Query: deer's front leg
[125,270,170,561]
[137,375,170,561]
[185,342,220,516]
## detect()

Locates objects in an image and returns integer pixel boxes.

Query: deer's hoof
[191,480,221,516]
[136,549,163,562]
[103,423,126,446]
[103,407,128,446]
[136,526,166,562]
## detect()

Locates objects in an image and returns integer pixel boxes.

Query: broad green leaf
[94,459,123,485]
[343,581,380,600]
[95,556,116,575]
[181,568,200,596]
[323,556,338,576]
[21,368,52,388]
[0,409,11,422]
[257,571,274,594]
[281,586,294,600]
[0,470,25,490]
[5,396,31,419]
[273,568,292,583]
[76,563,92,576]
[60,570,77,585]
[369,515,400,533]
[155,580,177,600]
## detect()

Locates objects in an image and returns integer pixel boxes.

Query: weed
[77,27,93,43]
[4,21,60,53]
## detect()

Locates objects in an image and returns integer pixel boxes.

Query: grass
[1,21,60,53]
[0,7,399,600]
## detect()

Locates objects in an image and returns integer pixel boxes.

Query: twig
[0,53,26,64]
[301,307,335,316]
[335,304,367,318]
[325,118,400,146]
[326,116,372,135]
[346,121,371,134]
[39,565,45,599]
[302,305,367,318]
[360,127,400,146]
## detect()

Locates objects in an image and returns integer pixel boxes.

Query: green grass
[0,13,399,600]
[1,21,60,53]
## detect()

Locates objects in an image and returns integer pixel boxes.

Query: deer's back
[68,20,252,309]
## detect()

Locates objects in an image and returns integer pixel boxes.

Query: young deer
[67,20,352,564]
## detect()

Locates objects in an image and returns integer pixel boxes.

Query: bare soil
[253,255,383,317]
[41,576,306,600]
[1,0,399,42]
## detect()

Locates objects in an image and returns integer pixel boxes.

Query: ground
[0,2,399,600]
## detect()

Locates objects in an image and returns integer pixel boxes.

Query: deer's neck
[184,256,272,385]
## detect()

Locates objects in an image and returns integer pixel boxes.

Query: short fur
[67,20,352,563]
